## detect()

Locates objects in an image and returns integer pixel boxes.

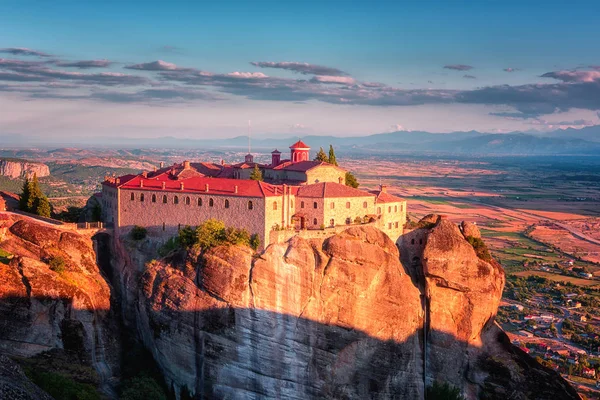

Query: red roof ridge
[289,140,310,149]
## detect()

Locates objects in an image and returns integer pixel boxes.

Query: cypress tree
[314,147,328,162]
[35,196,51,218]
[19,176,31,211]
[328,145,338,166]
[249,164,263,181]
[28,173,43,211]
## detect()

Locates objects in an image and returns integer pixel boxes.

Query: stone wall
[306,165,345,184]
[118,188,270,245]
[375,200,407,243]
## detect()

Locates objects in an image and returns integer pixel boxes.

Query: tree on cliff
[328,145,338,166]
[314,147,328,162]
[345,171,359,188]
[249,164,263,181]
[19,173,51,217]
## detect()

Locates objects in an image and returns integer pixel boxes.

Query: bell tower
[289,140,310,162]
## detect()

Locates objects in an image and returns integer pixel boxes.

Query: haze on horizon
[1,0,600,141]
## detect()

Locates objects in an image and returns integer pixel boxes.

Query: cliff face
[110,218,580,400]
[0,215,117,395]
[116,227,424,399]
[0,160,50,179]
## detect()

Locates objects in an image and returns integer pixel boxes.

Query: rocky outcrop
[0,355,53,400]
[0,215,117,396]
[460,221,481,239]
[0,160,50,179]
[116,227,424,399]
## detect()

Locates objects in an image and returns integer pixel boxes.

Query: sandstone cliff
[0,159,50,179]
[109,219,580,399]
[0,214,117,396]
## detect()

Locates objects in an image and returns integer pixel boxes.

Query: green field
[511,270,600,288]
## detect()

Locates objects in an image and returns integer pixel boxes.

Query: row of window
[129,192,254,210]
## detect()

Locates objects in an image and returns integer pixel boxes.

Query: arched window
[394,205,398,212]
[400,204,403,212]
[345,217,351,225]
[225,199,230,208]
[346,202,350,209]
[248,201,253,210]
[395,222,399,228]
[388,223,392,229]
[330,218,335,227]
[411,239,415,245]
[162,222,165,231]
[313,218,318,225]
[301,201,305,209]
[377,207,381,214]
[363,201,367,208]
[174,196,179,204]
[273,201,278,210]
[419,239,423,245]
[130,193,135,201]
[209,198,214,207]
[313,202,317,209]
[140,193,144,202]
[162,195,167,204]
[185,196,191,205]
[198,198,202,206]
[152,194,156,203]
[330,202,335,209]
[388,206,392,213]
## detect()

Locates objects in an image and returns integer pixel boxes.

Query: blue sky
[1,0,600,139]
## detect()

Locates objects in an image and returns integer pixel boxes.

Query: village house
[101,140,407,248]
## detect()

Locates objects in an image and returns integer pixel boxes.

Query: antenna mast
[248,120,252,154]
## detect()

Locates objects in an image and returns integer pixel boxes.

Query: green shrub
[158,236,181,257]
[25,369,100,400]
[426,381,465,400]
[49,256,66,273]
[130,225,147,241]
[121,373,166,400]
[466,236,492,262]
[249,234,260,251]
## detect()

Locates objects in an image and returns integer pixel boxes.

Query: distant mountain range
[2,125,600,155]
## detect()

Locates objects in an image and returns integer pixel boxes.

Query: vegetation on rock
[19,173,52,217]
[466,235,492,261]
[130,225,148,241]
[48,255,66,273]
[426,381,465,400]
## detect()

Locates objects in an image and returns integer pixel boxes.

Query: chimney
[380,184,387,193]
[159,162,164,168]
[205,184,209,192]
[274,187,278,195]
[162,182,166,190]
[116,178,120,184]
[234,185,238,194]
[271,149,281,167]
[142,171,148,178]
[153,166,157,172]
[183,160,190,169]
[180,182,184,191]
[140,180,144,188]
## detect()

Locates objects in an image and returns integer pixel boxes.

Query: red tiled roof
[297,182,373,198]
[271,149,281,154]
[369,190,406,203]
[289,140,310,149]
[104,174,282,197]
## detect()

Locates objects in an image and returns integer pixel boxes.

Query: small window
[225,199,230,208]
[174,196,179,204]
[330,202,335,209]
[248,201,253,210]
[363,201,367,208]
[345,217,351,225]
[411,238,415,245]
[313,218,318,225]
[395,222,399,228]
[313,202,317,209]
[377,207,381,214]
[162,195,167,204]
[330,219,335,227]
[130,193,135,201]
[401,204,403,212]
[273,201,278,210]
[185,196,191,205]
[198,198,202,206]
[394,205,398,212]
[152,194,156,203]
[388,223,392,229]
[162,222,165,231]
[140,193,144,202]
[388,206,392,213]
[419,239,423,245]
[301,201,305,209]
[346,202,350,209]
[209,198,214,207]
